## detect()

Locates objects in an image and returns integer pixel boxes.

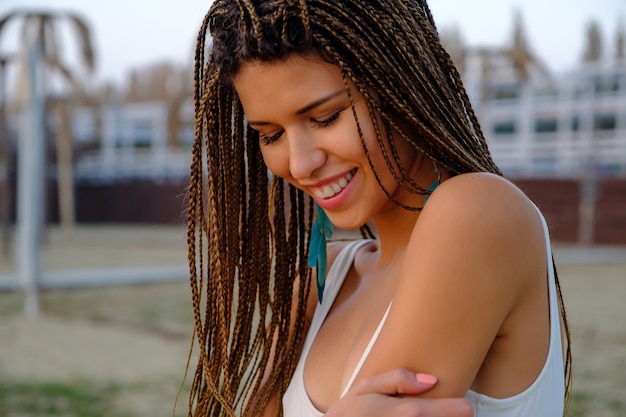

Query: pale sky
[0,0,624,87]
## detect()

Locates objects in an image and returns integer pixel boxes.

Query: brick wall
[47,180,189,224]
[513,179,580,244]
[595,179,626,244]
[1,177,625,244]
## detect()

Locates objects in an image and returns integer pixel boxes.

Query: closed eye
[311,111,340,128]
[256,110,341,145]
[259,130,284,145]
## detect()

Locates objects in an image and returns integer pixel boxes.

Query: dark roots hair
[185,1,570,416]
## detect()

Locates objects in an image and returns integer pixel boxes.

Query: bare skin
[234,53,553,415]
[325,370,474,417]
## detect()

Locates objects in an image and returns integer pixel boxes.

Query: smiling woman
[184,1,572,417]
[233,54,420,224]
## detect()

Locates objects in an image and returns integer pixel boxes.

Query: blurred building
[72,99,193,183]
[70,62,194,183]
[1,44,625,242]
[53,57,626,183]
[464,55,626,179]
[457,50,626,244]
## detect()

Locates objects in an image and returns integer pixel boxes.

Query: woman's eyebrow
[295,90,344,115]
[247,90,345,126]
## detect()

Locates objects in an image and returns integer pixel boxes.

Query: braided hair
[186,1,571,415]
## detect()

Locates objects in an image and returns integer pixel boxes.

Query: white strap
[340,302,393,397]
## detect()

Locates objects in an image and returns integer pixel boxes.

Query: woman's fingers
[351,369,439,396]
[325,369,474,417]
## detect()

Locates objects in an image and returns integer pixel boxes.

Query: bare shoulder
[419,172,544,248]
[402,171,548,307]
[429,172,531,211]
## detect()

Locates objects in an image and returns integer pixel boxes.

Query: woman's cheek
[261,146,289,179]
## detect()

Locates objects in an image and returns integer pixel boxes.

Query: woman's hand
[324,369,473,417]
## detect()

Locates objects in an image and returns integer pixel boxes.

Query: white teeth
[313,171,354,200]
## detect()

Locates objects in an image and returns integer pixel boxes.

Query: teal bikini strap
[423,162,441,204]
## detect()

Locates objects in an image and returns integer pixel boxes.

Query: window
[492,120,517,135]
[594,114,617,131]
[534,86,558,101]
[133,119,153,148]
[489,83,521,101]
[594,74,621,94]
[571,116,580,132]
[535,118,558,133]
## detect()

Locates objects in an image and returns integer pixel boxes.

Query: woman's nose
[288,132,326,181]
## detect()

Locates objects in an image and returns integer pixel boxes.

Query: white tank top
[283,208,565,416]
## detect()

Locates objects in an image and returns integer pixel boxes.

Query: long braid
[186,1,572,416]
[553,258,573,409]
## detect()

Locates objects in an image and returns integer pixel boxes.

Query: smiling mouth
[312,169,356,200]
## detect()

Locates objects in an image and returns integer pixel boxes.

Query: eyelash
[259,111,341,145]
[312,111,340,128]
[260,131,283,145]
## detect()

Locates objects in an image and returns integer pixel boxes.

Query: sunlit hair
[185,0,571,415]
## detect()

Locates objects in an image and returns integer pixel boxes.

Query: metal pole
[17,39,45,317]
[0,56,10,258]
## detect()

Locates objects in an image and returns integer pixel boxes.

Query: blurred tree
[123,62,192,148]
[0,9,96,229]
[439,25,467,75]
[504,10,550,81]
[167,92,185,148]
[582,20,603,63]
[469,10,550,105]
[166,65,192,148]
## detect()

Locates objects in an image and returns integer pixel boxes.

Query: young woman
[185,1,572,416]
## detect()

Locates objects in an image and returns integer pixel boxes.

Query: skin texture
[234,53,554,414]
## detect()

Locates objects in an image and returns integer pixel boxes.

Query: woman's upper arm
[359,173,545,397]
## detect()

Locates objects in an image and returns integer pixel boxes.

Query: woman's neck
[368,157,450,267]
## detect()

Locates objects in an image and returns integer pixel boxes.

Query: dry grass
[559,263,626,416]
[0,257,625,416]
[0,282,195,417]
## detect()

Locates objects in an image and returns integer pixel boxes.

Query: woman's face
[233,53,418,229]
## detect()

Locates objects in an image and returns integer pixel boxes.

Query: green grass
[0,379,192,417]
[5,380,620,417]
[0,282,194,417]
[568,391,626,417]
[0,282,194,331]
[0,381,126,417]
